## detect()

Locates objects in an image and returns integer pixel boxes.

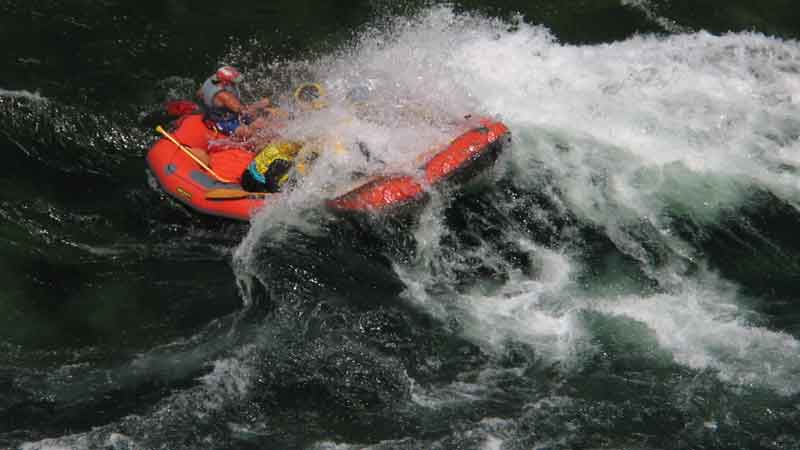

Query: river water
[2,1,800,449]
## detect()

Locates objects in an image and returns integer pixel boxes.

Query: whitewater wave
[237,6,800,395]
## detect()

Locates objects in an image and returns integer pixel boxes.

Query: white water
[0,87,46,101]
[238,6,800,397]
[595,275,800,396]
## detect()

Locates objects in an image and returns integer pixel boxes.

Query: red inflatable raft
[146,114,510,221]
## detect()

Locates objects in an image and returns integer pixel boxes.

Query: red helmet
[214,66,243,84]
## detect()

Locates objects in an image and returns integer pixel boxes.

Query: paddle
[205,189,269,200]
[155,125,234,183]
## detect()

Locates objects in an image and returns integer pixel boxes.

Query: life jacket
[200,76,241,123]
[246,141,304,188]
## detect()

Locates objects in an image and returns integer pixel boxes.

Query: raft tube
[326,119,511,213]
[146,114,273,221]
[146,114,511,220]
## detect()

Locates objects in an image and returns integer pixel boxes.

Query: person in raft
[196,65,272,138]
[239,83,328,193]
[180,65,277,171]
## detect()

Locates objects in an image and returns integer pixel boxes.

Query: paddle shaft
[155,126,234,183]
[205,188,268,200]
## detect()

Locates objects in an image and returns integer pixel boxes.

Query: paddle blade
[205,189,268,200]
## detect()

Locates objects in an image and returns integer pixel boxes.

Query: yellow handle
[155,125,184,148]
[155,126,234,183]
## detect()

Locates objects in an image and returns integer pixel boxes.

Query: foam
[228,3,800,397]
[595,278,800,395]
[323,8,800,394]
[0,87,46,101]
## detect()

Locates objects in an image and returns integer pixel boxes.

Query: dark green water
[2,1,800,449]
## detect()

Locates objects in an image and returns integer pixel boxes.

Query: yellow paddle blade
[205,189,268,200]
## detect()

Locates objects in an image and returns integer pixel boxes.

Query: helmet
[214,66,243,84]
[293,82,327,110]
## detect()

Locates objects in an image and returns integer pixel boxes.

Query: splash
[230,6,800,395]
[621,0,692,34]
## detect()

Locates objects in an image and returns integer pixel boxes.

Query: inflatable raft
[146,113,510,220]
